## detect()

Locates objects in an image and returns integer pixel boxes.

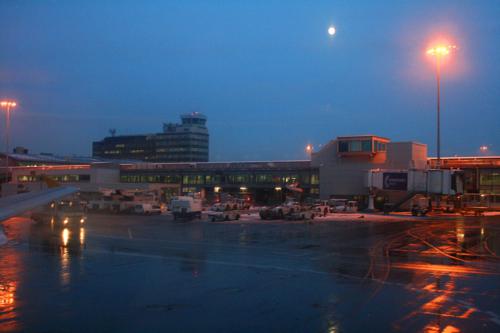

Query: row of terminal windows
[156,139,208,146]
[155,147,208,153]
[121,173,319,185]
[338,140,386,153]
[120,175,181,184]
[18,174,91,183]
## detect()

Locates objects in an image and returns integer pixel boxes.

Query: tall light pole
[426,45,454,169]
[0,100,17,183]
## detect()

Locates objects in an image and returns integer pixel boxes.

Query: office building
[92,113,209,162]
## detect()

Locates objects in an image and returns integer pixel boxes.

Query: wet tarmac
[1,213,500,332]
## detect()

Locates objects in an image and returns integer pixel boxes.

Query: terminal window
[338,140,372,153]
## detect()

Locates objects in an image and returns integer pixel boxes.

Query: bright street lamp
[426,44,455,169]
[0,100,17,183]
[305,144,313,159]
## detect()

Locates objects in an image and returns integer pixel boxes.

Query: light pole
[426,45,454,169]
[0,100,17,183]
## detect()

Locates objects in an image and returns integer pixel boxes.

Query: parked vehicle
[328,199,358,213]
[133,203,162,215]
[259,201,301,220]
[170,196,202,220]
[285,207,316,220]
[328,199,348,212]
[313,204,330,217]
[208,203,241,221]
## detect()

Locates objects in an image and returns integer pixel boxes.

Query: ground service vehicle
[170,196,202,220]
[259,202,301,220]
[411,204,429,216]
[328,199,348,212]
[133,203,162,215]
[32,200,86,226]
[285,208,316,220]
[410,197,429,216]
[208,203,241,221]
[313,204,330,217]
[328,199,358,213]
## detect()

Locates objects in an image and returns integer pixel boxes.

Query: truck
[169,196,203,220]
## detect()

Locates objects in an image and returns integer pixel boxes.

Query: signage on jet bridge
[383,172,408,190]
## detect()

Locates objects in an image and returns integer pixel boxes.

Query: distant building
[92,113,209,162]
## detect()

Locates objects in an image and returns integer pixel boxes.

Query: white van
[134,203,162,215]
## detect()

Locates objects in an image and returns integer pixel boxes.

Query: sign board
[383,172,408,191]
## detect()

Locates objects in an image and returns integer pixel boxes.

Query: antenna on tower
[109,128,116,137]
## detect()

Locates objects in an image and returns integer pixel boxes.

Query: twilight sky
[0,0,499,161]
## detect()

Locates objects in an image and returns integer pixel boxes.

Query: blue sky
[0,0,499,160]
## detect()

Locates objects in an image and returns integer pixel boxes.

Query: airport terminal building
[4,134,500,207]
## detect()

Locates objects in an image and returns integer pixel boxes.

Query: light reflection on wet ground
[1,214,500,332]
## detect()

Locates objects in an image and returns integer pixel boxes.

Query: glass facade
[119,161,319,202]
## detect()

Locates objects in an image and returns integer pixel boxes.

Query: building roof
[0,153,136,165]
[336,135,390,141]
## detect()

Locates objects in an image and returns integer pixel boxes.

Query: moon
[328,26,336,36]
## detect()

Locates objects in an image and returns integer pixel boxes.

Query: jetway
[366,169,465,211]
[367,169,463,195]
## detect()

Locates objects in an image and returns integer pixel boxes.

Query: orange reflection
[392,262,490,275]
[0,282,17,331]
[423,323,460,333]
[62,228,70,246]
[0,283,16,306]
[0,238,22,332]
[79,227,85,245]
[60,247,71,286]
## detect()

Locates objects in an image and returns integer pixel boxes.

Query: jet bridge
[367,169,463,195]
[366,169,464,211]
